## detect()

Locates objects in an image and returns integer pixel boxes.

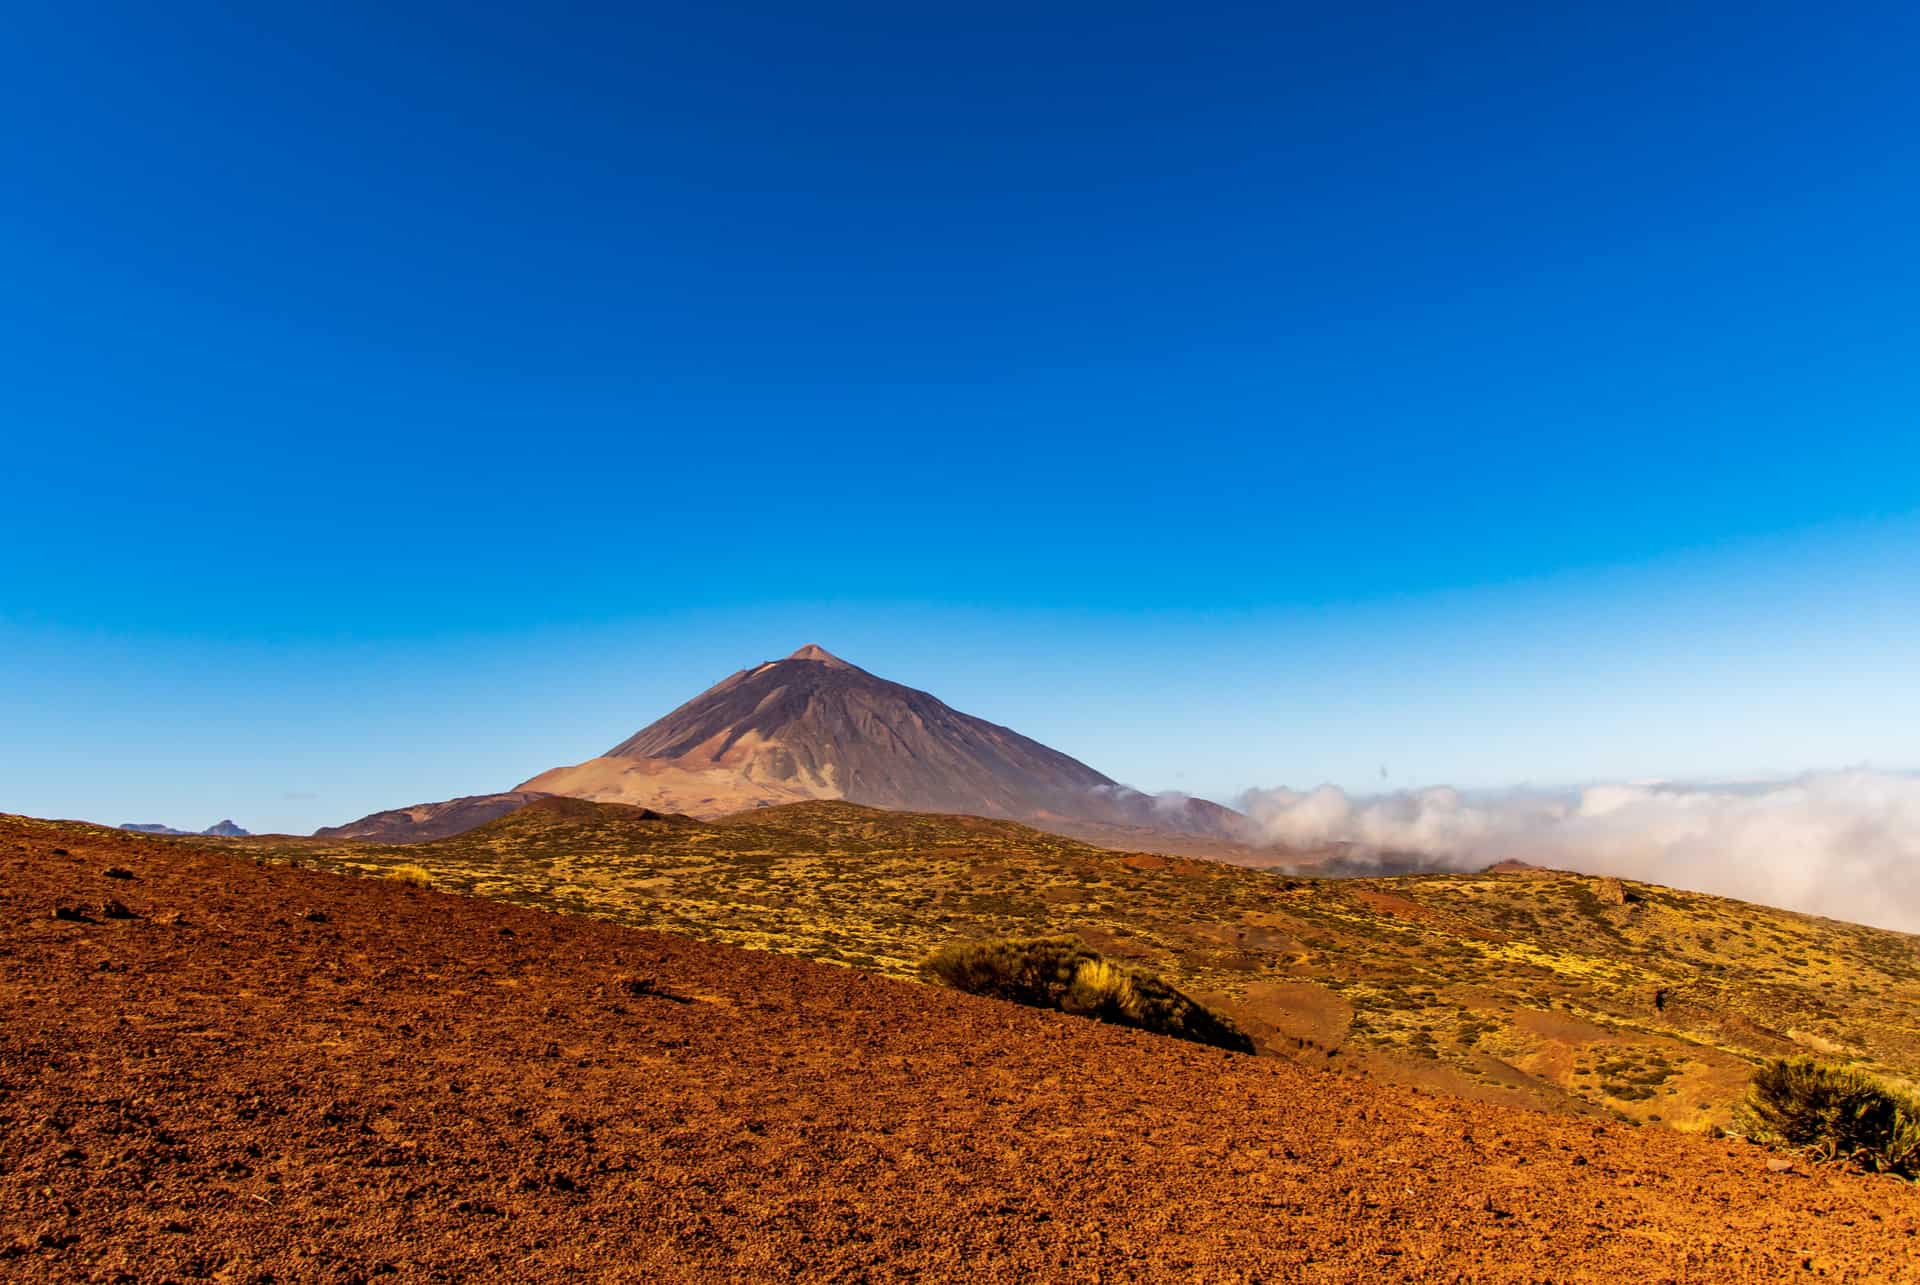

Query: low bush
[384,863,434,889]
[1736,1056,1920,1177]
[920,936,1254,1054]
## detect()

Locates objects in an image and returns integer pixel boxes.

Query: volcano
[323,645,1246,849]
[520,645,1245,843]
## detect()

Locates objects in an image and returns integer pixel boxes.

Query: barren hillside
[2,815,1915,1282]
[228,798,1920,1129]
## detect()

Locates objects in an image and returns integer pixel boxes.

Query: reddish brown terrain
[3,817,1916,1283]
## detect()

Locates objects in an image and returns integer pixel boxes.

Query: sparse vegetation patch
[1737,1057,1920,1178]
[921,936,1254,1053]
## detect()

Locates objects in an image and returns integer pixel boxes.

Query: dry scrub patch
[921,936,1254,1052]
[1738,1056,1920,1176]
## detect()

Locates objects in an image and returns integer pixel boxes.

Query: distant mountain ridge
[122,819,251,837]
[321,645,1251,852]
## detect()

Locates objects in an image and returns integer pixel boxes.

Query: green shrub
[1736,1056,1920,1177]
[920,936,1254,1054]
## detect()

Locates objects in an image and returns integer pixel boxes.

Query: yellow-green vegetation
[1737,1057,1920,1177]
[922,936,1254,1053]
[383,863,433,888]
[80,797,1920,1128]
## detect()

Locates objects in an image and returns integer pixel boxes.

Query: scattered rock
[302,909,329,923]
[104,867,136,880]
[615,975,693,1004]
[101,900,138,920]
[1592,877,1629,905]
[1765,1157,1797,1174]
[51,905,91,923]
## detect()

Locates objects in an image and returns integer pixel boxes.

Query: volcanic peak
[786,643,851,667]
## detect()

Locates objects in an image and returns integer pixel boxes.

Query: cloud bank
[1239,770,1920,934]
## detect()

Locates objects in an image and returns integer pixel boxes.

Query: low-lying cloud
[1239,770,1920,934]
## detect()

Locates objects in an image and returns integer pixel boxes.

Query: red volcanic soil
[2,819,1916,1283]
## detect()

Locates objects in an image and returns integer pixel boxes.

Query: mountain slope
[520,645,1246,842]
[233,799,1920,1128]
[6,813,1915,1283]
[312,791,552,843]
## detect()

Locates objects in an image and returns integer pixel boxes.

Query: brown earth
[3,818,1917,1283]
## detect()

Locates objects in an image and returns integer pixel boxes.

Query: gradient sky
[3,1,1917,833]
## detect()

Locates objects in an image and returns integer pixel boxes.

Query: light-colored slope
[517,755,823,817]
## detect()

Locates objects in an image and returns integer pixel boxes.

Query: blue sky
[3,1,1917,833]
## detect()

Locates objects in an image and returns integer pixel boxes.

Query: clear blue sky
[3,1,1916,832]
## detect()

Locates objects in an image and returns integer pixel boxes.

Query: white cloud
[1239,770,1920,934]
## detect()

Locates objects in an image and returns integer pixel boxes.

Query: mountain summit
[518,646,1245,844]
[784,642,849,666]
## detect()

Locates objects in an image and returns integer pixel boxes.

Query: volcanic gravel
[1,820,1916,1283]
